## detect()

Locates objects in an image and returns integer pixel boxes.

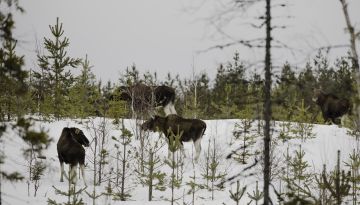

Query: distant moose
[57,127,90,185]
[313,89,351,125]
[113,83,177,117]
[141,114,206,161]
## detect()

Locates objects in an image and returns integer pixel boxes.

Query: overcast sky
[13,0,360,83]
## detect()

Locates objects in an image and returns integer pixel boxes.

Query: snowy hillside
[1,118,357,205]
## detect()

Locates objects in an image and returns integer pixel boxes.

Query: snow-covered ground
[1,118,358,205]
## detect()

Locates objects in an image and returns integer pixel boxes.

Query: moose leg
[60,161,64,182]
[180,142,186,158]
[194,138,202,162]
[80,164,87,186]
[69,165,77,184]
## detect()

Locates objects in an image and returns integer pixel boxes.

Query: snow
[1,118,358,205]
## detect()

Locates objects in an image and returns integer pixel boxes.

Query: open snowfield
[1,118,358,205]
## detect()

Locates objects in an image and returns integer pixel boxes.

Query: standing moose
[113,83,177,117]
[141,114,206,161]
[313,89,351,125]
[57,127,90,185]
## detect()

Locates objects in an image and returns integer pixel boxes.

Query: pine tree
[135,133,166,201]
[232,116,259,164]
[111,119,134,201]
[0,36,28,120]
[344,149,360,205]
[291,100,315,142]
[48,169,87,205]
[36,17,81,119]
[283,145,314,203]
[322,150,351,205]
[165,130,183,205]
[201,139,227,200]
[68,55,98,119]
[247,181,263,205]
[229,180,247,205]
[16,117,52,196]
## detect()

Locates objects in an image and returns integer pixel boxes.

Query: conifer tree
[16,118,52,196]
[36,17,81,119]
[247,181,263,205]
[291,100,315,142]
[322,150,351,205]
[283,145,314,203]
[344,149,360,204]
[229,180,247,205]
[165,130,183,205]
[48,169,87,205]
[201,139,227,200]
[69,55,98,119]
[111,119,134,201]
[135,133,166,201]
[232,116,259,164]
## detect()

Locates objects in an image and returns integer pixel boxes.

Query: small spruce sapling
[291,100,315,142]
[344,149,360,205]
[229,180,247,205]
[247,181,263,205]
[232,118,259,164]
[322,150,351,205]
[111,119,134,201]
[48,168,87,205]
[165,129,183,205]
[283,145,314,202]
[201,139,227,200]
[16,118,51,196]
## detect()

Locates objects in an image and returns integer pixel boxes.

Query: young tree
[322,150,351,205]
[36,17,81,119]
[229,180,247,205]
[15,118,51,196]
[165,131,183,205]
[135,133,166,201]
[247,181,264,205]
[111,119,134,201]
[201,139,227,200]
[232,117,259,164]
[68,55,98,119]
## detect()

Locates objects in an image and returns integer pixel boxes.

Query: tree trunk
[263,0,272,204]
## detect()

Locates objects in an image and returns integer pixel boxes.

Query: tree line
[1,15,356,123]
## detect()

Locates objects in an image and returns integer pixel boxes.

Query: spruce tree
[165,130,183,205]
[283,145,314,203]
[36,17,81,119]
[201,139,227,200]
[291,100,315,142]
[232,116,259,164]
[135,133,166,201]
[229,180,247,205]
[111,119,134,201]
[247,181,263,205]
[322,150,351,205]
[69,55,98,119]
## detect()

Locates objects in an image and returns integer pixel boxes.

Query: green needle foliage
[36,17,81,119]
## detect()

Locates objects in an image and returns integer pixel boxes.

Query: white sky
[13,0,360,83]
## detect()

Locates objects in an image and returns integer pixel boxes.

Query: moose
[313,89,351,125]
[141,114,206,161]
[112,83,177,117]
[57,127,90,185]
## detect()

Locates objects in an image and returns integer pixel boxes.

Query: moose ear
[75,128,80,134]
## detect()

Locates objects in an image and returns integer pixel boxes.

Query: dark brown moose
[141,114,206,161]
[113,83,177,116]
[313,89,351,125]
[57,127,89,185]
